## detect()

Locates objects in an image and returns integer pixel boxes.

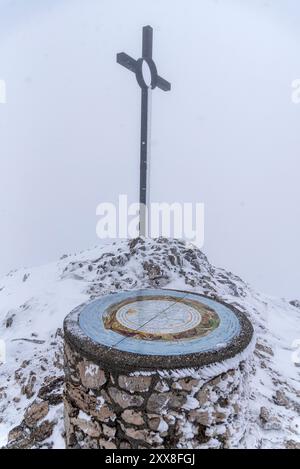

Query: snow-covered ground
[0,238,299,448]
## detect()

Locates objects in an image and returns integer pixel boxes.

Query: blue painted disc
[79,289,241,356]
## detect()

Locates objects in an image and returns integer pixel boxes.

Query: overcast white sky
[0,0,299,298]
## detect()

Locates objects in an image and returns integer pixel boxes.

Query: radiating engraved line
[107,292,191,351]
[117,300,200,333]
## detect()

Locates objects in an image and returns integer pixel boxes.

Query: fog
[0,0,299,298]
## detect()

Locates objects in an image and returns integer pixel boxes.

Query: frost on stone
[95,396,105,410]
[183,396,199,410]
[85,364,99,377]
[78,410,92,422]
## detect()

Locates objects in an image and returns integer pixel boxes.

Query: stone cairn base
[64,338,252,449]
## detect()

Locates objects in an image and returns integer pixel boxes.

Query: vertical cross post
[139,26,152,236]
[117,26,171,237]
[139,85,148,237]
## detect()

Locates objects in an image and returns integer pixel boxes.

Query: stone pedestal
[63,289,254,449]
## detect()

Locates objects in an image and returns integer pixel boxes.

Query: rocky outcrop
[3,337,64,449]
[61,237,248,299]
[6,396,56,449]
[2,237,299,449]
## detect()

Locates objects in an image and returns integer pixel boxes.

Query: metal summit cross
[117,25,171,237]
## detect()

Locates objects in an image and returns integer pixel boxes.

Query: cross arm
[116,52,137,73]
[157,75,171,92]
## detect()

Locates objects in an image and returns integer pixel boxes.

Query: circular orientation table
[63,289,254,449]
[64,289,253,371]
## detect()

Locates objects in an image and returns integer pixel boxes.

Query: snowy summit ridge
[0,237,299,448]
